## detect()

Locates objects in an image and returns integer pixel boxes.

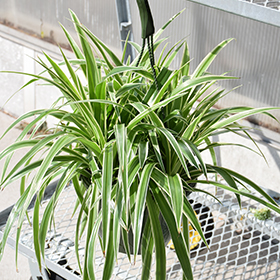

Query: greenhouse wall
[0,0,279,131]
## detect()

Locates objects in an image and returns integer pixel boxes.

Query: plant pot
[99,208,171,255]
[100,198,214,255]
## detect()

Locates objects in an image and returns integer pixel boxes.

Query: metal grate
[242,0,280,10]
[1,180,280,280]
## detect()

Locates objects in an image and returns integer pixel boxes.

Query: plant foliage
[0,9,280,280]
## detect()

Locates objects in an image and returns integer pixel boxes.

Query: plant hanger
[136,0,159,91]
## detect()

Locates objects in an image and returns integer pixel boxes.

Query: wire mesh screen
[1,179,280,280]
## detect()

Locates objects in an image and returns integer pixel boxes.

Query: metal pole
[115,0,135,62]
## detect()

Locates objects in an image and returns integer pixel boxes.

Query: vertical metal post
[29,259,49,280]
[115,0,135,62]
[212,135,221,166]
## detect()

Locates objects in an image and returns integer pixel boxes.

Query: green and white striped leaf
[168,174,184,231]
[138,140,149,169]
[150,182,193,280]
[115,124,129,226]
[102,143,114,254]
[146,192,166,280]
[133,163,155,260]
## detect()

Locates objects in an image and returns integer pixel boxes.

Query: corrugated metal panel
[0,0,122,56]
[130,0,280,132]
[186,2,280,132]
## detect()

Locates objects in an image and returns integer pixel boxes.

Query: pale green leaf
[168,174,184,231]
[102,143,113,253]
[133,163,155,260]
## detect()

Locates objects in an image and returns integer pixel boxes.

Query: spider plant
[0,8,280,280]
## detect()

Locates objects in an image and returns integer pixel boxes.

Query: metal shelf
[1,180,280,279]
